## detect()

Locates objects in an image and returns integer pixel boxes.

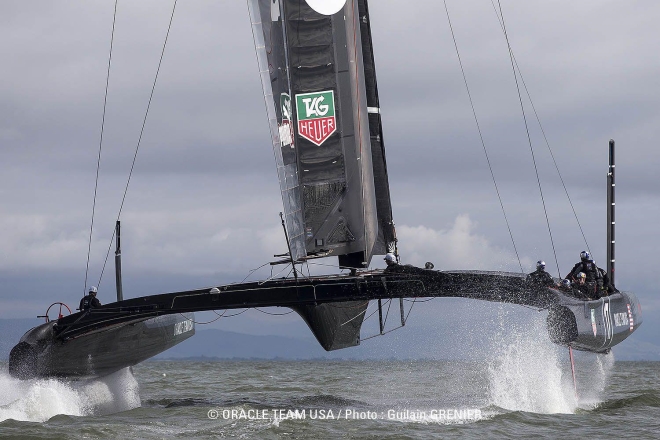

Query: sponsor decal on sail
[279,93,294,147]
[271,0,281,21]
[296,90,337,146]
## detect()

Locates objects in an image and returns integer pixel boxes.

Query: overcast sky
[1,1,658,351]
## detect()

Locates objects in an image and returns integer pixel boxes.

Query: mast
[115,220,123,302]
[607,139,615,284]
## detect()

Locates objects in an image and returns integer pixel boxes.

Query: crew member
[526,260,555,287]
[560,277,586,299]
[79,286,101,311]
[566,251,603,292]
[596,264,618,294]
[574,272,600,300]
[558,278,572,292]
[384,253,399,272]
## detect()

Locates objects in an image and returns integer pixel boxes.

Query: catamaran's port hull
[9,314,194,380]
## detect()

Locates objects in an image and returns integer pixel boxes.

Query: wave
[144,397,216,408]
[291,394,366,408]
[592,391,660,411]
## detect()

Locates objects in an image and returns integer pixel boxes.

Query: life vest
[575,261,601,282]
[80,294,95,311]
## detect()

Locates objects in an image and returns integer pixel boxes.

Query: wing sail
[249,0,393,267]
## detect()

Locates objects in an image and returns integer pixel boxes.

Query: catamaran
[9,0,641,380]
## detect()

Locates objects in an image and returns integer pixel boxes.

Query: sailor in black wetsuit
[79,286,101,311]
[383,253,399,272]
[560,276,589,300]
[574,272,598,300]
[598,266,618,294]
[526,260,555,287]
[558,278,572,292]
[566,251,603,298]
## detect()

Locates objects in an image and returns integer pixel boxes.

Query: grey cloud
[0,0,658,341]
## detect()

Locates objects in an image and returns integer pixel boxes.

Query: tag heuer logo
[296,90,336,146]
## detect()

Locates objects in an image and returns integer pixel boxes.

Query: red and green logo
[296,90,336,146]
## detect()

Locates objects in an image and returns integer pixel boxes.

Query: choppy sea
[0,330,658,440]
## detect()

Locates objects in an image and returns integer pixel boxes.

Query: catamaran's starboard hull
[9,313,195,380]
[547,290,642,353]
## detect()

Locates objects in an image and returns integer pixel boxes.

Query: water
[0,352,658,438]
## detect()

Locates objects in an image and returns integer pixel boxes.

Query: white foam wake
[485,307,613,414]
[0,367,140,422]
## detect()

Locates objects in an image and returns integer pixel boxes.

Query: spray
[0,367,140,422]
[485,306,613,414]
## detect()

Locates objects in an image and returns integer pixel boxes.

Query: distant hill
[156,328,328,360]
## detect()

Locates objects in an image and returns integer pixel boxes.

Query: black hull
[547,290,642,353]
[9,314,194,380]
[9,268,642,379]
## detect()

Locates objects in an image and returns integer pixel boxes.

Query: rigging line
[403,297,421,322]
[403,297,425,321]
[259,263,294,284]
[489,0,591,254]
[340,307,368,326]
[258,261,313,286]
[361,323,408,342]
[97,0,179,288]
[362,301,383,323]
[183,312,224,325]
[496,0,561,278]
[84,0,119,296]
[443,1,523,273]
[222,309,249,318]
[383,298,392,328]
[362,298,417,341]
[327,300,369,310]
[255,308,294,316]
[285,261,311,282]
[241,262,272,283]
[305,261,344,269]
[403,297,434,303]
